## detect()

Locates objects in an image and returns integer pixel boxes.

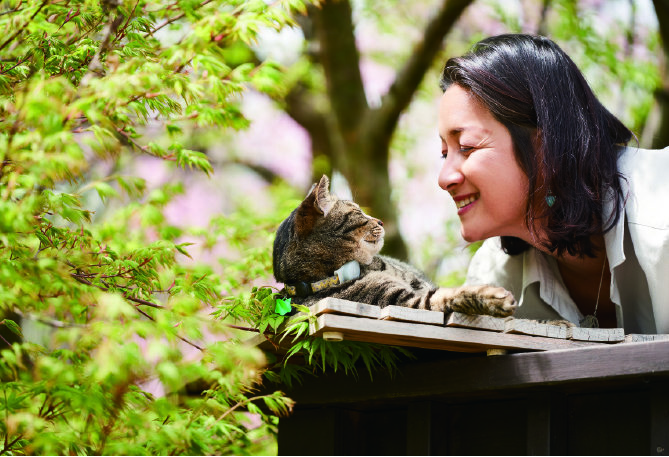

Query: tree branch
[144,0,214,37]
[310,0,369,136]
[371,0,474,153]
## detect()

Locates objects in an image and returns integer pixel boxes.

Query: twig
[133,305,204,351]
[211,394,267,425]
[144,0,214,37]
[0,0,48,53]
[0,435,24,455]
[65,15,105,46]
[0,331,12,347]
[115,0,140,40]
[69,267,204,351]
[0,55,31,75]
[224,324,259,333]
[0,6,24,17]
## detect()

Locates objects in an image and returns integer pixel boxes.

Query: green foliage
[0,0,317,454]
[215,285,413,391]
[547,0,660,134]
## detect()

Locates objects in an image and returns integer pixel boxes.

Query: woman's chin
[460,227,483,243]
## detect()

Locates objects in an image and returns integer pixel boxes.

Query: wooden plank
[310,314,600,353]
[504,319,569,339]
[651,382,669,455]
[446,312,506,332]
[406,402,435,455]
[625,334,669,343]
[526,393,552,455]
[568,327,624,342]
[282,340,669,407]
[380,305,444,325]
[311,297,381,319]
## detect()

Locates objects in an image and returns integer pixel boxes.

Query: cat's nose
[376,219,383,226]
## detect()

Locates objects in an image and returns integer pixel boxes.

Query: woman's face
[438,84,530,243]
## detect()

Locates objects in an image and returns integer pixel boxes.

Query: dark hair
[440,34,632,257]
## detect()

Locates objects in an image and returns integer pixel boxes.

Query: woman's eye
[460,146,474,153]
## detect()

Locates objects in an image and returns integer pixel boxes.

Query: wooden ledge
[307,298,628,353]
[284,338,669,406]
[246,298,667,355]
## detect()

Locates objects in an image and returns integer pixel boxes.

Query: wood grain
[569,327,625,342]
[625,334,669,343]
[311,297,381,319]
[446,312,507,332]
[379,305,444,325]
[504,319,569,339]
[310,314,599,353]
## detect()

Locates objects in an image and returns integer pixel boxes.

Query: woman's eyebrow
[440,126,491,140]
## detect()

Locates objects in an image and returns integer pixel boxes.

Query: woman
[438,34,669,333]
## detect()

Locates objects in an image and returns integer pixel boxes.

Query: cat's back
[365,254,433,286]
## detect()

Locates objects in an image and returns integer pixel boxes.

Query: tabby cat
[273,175,516,317]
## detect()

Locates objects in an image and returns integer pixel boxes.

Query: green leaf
[1,319,23,339]
[275,298,291,316]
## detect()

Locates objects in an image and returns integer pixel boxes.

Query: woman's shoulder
[618,145,669,229]
[618,144,669,167]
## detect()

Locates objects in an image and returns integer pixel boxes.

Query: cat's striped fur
[273,175,516,317]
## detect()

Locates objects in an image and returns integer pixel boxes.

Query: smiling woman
[436,34,669,333]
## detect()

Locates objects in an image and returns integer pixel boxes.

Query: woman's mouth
[455,193,479,214]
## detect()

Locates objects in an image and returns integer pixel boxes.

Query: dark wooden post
[651,382,669,455]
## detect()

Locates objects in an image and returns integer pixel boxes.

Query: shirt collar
[520,248,584,324]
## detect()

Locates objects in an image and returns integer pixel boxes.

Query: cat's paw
[446,284,516,317]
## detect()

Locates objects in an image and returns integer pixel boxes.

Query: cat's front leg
[429,285,516,317]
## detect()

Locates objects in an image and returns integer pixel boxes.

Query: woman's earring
[545,190,556,207]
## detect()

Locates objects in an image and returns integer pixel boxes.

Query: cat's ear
[314,175,335,216]
[295,176,335,238]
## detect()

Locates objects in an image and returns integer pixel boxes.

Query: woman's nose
[438,155,465,192]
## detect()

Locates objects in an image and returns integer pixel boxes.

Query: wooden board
[311,297,381,319]
[308,300,628,347]
[245,299,634,354]
[625,334,669,343]
[504,319,569,339]
[569,327,625,342]
[446,312,507,332]
[380,305,444,325]
[310,313,600,353]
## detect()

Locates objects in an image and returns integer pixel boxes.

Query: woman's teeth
[456,195,478,209]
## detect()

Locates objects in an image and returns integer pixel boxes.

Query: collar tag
[334,260,360,283]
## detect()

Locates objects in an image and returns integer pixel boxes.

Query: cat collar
[284,260,360,298]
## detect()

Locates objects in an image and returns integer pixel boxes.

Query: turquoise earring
[545,190,556,207]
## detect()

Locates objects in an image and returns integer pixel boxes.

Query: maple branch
[371,0,474,156]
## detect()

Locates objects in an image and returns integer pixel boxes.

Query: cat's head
[273,175,385,283]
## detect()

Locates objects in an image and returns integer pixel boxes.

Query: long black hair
[440,34,632,257]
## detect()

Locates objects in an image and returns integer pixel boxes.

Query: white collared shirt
[465,146,669,334]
